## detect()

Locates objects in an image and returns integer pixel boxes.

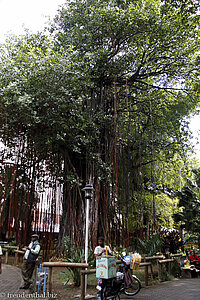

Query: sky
[0,0,66,42]
[189,115,200,155]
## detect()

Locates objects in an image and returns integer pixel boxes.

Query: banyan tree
[0,0,199,254]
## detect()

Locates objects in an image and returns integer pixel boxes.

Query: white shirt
[94,245,112,256]
[0,246,2,256]
[24,241,40,260]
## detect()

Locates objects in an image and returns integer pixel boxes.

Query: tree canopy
[0,0,199,250]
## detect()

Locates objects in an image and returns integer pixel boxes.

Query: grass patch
[132,269,145,281]
[87,273,98,286]
[161,271,174,282]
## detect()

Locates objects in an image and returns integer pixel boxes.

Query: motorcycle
[98,255,141,299]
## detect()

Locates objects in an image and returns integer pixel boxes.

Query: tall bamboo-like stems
[7,164,17,239]
[110,23,119,246]
[0,150,6,232]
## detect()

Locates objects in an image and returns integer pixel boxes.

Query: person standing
[94,237,112,300]
[20,234,41,289]
[94,236,112,258]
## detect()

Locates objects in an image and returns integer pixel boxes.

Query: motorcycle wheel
[101,287,120,300]
[123,275,141,296]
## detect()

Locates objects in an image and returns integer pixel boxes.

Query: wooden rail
[144,255,165,261]
[36,255,181,299]
[2,248,8,264]
[80,269,96,300]
[4,245,20,264]
[42,262,89,293]
[144,255,165,280]
[139,262,152,286]
[42,259,157,299]
[80,262,152,300]
[158,259,175,280]
[158,259,175,263]
[14,250,25,266]
[170,253,183,258]
[4,245,19,250]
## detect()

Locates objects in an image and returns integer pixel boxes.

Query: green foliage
[7,240,17,255]
[174,168,200,234]
[161,270,174,282]
[58,269,72,287]
[155,194,179,229]
[112,246,128,259]
[0,0,200,249]
[134,234,164,256]
[171,259,181,278]
[66,249,85,287]
[184,233,198,245]
[67,250,95,286]
[62,236,95,286]
[161,227,183,254]
[63,236,72,258]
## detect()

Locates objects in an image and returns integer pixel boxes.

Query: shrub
[62,236,95,286]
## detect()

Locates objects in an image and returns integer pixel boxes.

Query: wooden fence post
[14,251,18,266]
[139,262,151,286]
[144,264,148,286]
[80,271,85,300]
[5,249,8,264]
[158,259,174,281]
[14,250,25,266]
[168,261,172,274]
[158,262,162,281]
[80,269,96,300]
[48,266,53,294]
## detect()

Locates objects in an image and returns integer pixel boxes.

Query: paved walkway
[1,264,200,299]
[122,277,200,300]
[0,264,35,299]
[0,264,25,298]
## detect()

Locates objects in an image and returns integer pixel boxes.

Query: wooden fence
[80,262,152,300]
[43,258,170,299]
[42,262,89,294]
[1,248,182,300]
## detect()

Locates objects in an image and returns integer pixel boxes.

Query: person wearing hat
[20,234,41,289]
